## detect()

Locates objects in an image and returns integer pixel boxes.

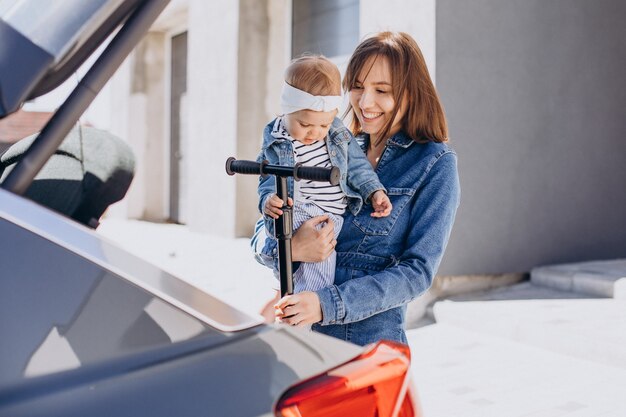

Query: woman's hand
[274,292,322,326]
[264,194,293,219]
[291,215,336,263]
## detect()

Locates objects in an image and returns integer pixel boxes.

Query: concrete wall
[103,0,281,236]
[98,0,626,277]
[129,33,167,221]
[437,0,626,275]
[360,0,436,81]
[100,33,167,221]
[100,1,188,221]
[186,0,239,236]
[235,0,271,237]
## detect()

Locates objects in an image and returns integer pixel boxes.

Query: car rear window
[0,217,221,386]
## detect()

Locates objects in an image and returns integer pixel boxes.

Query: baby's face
[284,109,337,145]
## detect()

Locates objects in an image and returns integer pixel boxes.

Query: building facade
[99,0,436,237]
[18,0,625,276]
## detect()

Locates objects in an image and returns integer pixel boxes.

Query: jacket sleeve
[251,215,295,274]
[345,136,386,202]
[316,151,460,325]
[254,147,282,272]
[256,148,278,239]
[256,149,273,216]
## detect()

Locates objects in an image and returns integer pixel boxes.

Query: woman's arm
[316,152,460,325]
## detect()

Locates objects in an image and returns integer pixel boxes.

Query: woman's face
[349,56,407,143]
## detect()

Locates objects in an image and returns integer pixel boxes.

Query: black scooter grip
[226,157,263,176]
[295,164,340,185]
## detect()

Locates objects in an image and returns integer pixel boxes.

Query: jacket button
[331,150,336,156]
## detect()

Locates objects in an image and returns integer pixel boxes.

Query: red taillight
[274,340,421,417]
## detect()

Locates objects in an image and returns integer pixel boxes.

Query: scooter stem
[275,176,294,296]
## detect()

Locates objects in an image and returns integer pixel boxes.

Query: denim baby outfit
[257,117,386,293]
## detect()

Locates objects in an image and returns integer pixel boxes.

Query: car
[0,1,420,416]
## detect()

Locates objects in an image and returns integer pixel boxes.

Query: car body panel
[0,1,413,415]
[0,189,363,416]
[0,188,263,333]
[0,324,362,417]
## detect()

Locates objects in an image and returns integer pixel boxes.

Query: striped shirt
[272,118,347,215]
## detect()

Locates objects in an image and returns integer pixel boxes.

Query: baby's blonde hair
[285,55,341,96]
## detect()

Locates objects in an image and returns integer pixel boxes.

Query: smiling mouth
[361,111,383,121]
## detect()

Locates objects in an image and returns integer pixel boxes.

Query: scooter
[226,157,339,296]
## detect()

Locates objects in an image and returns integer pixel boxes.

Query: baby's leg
[292,204,344,293]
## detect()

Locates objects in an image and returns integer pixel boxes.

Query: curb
[531,259,626,298]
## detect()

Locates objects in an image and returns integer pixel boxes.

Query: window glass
[291,0,359,59]
[0,0,124,61]
[0,218,219,386]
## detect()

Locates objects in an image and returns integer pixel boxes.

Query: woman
[267,31,460,346]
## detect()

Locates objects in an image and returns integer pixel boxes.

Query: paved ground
[98,218,626,417]
[409,324,626,417]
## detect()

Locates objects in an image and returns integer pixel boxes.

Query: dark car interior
[0,127,135,228]
[0,0,170,228]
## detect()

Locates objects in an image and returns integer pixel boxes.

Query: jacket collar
[360,131,415,149]
[387,131,414,148]
[263,117,350,148]
[262,118,287,148]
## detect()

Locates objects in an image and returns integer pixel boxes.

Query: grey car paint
[0,1,366,414]
[0,189,363,416]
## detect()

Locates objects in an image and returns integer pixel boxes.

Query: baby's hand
[370,190,392,218]
[264,194,293,219]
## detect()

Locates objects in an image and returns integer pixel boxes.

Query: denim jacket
[253,128,460,346]
[257,118,385,257]
[310,131,460,346]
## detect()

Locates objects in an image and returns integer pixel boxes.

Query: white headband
[280,82,343,114]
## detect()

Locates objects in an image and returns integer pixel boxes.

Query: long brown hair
[343,32,448,144]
